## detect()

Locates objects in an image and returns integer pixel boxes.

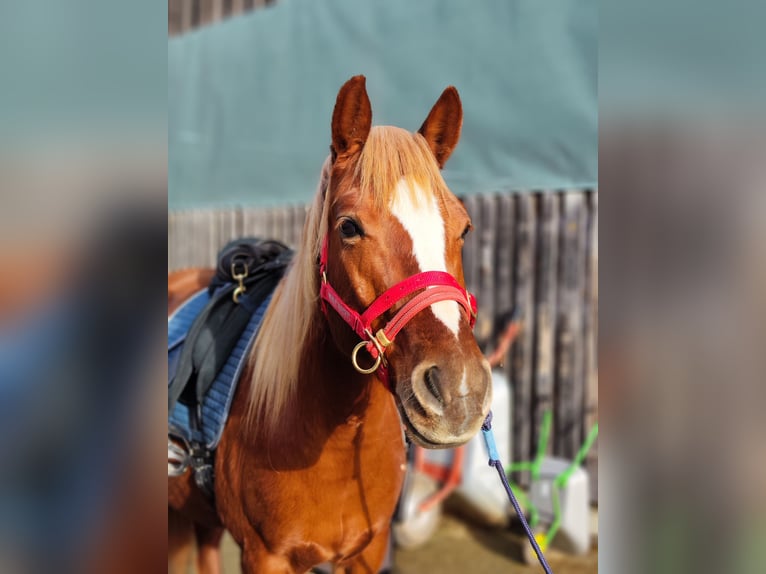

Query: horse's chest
[305,436,405,556]
[313,424,405,519]
[282,423,404,550]
[218,409,406,564]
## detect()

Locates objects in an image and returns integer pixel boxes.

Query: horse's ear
[331,75,372,162]
[418,86,463,168]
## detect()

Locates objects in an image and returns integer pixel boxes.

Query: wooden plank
[492,193,515,474]
[290,203,307,248]
[216,208,239,252]
[271,208,282,244]
[475,194,498,348]
[275,207,289,245]
[172,211,185,270]
[494,193,516,361]
[586,437,598,506]
[198,0,215,26]
[168,213,176,271]
[188,210,201,268]
[212,210,222,260]
[283,207,294,246]
[258,207,270,239]
[230,0,245,17]
[266,208,279,239]
[240,207,252,237]
[171,211,189,271]
[223,0,234,19]
[554,192,587,458]
[200,210,211,267]
[190,211,199,268]
[191,209,205,268]
[291,204,304,247]
[173,211,187,270]
[461,195,480,297]
[532,191,559,455]
[242,207,267,240]
[193,209,213,268]
[510,193,537,485]
[211,0,224,22]
[574,191,590,454]
[168,0,182,36]
[583,190,599,503]
[234,206,244,242]
[242,207,255,237]
[213,209,223,253]
[182,0,195,32]
[179,211,193,269]
[284,205,296,248]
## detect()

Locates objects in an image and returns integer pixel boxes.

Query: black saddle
[169,237,293,413]
[167,238,292,496]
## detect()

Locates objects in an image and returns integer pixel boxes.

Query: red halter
[318,236,477,389]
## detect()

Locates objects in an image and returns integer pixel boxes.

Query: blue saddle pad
[168,289,272,450]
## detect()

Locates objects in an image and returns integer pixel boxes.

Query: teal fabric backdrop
[168,0,597,208]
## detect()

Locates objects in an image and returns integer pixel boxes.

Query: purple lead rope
[481,412,554,574]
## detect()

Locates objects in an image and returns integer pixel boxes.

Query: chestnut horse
[168,76,492,573]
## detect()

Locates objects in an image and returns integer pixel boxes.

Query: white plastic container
[529,456,591,555]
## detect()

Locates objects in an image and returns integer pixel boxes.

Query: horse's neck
[291,323,383,435]
[238,318,398,460]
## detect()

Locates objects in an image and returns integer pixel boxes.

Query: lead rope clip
[232,261,248,303]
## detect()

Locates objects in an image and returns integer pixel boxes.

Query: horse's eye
[461,223,472,240]
[339,218,362,239]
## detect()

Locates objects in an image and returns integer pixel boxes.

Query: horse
[168,75,493,574]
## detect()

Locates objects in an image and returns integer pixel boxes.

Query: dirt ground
[219,511,598,573]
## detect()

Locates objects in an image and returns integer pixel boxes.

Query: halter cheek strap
[318,236,477,389]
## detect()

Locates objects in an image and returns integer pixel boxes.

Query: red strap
[379,284,472,343]
[319,235,329,275]
[319,281,367,340]
[359,271,465,327]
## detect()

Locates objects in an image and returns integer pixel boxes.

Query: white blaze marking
[390,178,460,337]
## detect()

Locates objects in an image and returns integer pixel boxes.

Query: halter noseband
[318,235,477,389]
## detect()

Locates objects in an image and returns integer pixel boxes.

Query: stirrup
[168,431,191,477]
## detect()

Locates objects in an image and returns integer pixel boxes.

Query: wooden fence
[169,189,598,500]
[168,0,276,36]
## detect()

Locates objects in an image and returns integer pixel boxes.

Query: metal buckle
[375,329,393,348]
[231,261,249,303]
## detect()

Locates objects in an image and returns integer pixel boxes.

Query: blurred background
[168,1,597,572]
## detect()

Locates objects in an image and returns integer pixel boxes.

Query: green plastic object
[505,411,598,550]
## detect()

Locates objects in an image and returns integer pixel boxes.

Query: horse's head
[320,76,491,448]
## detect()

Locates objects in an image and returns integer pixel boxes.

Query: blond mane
[245,127,450,430]
[355,126,450,207]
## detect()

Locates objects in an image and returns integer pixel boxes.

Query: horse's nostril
[423,366,443,404]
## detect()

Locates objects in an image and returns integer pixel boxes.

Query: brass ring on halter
[351,341,381,374]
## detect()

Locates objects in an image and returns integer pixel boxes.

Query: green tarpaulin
[169,0,596,208]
